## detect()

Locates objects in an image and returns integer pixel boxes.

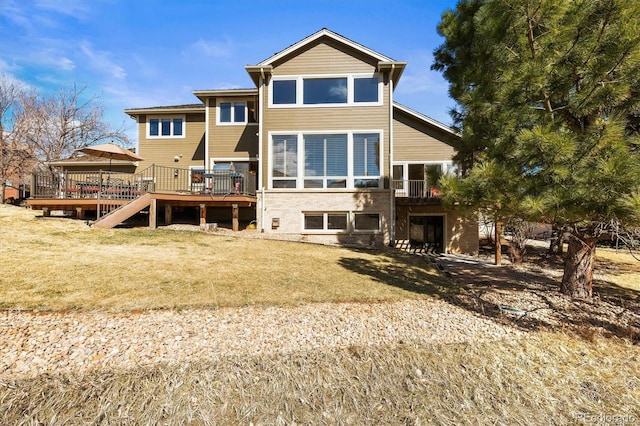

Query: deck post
[164,204,172,225]
[75,207,84,219]
[42,207,50,217]
[149,198,157,229]
[199,204,207,227]
[232,203,239,232]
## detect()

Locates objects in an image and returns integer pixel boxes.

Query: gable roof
[393,102,459,138]
[245,28,406,86]
[258,28,396,65]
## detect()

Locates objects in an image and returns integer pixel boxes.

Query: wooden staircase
[93,193,152,229]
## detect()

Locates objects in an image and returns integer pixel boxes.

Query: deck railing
[31,165,257,199]
[393,180,440,199]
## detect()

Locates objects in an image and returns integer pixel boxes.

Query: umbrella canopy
[76,143,144,162]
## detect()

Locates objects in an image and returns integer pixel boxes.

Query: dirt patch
[437,241,640,342]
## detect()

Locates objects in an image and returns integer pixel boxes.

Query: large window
[148,117,184,138]
[271,74,380,107]
[303,78,347,104]
[272,135,298,189]
[353,133,380,188]
[270,131,381,189]
[304,134,348,188]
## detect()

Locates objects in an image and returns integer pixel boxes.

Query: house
[30,29,478,254]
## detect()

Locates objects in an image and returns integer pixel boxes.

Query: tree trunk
[508,241,524,264]
[549,234,564,255]
[561,235,596,299]
[494,221,502,266]
[549,224,564,255]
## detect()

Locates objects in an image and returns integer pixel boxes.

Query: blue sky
[0,0,458,144]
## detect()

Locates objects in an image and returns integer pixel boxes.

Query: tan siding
[273,39,377,75]
[266,106,387,130]
[393,110,457,162]
[136,113,206,172]
[261,82,392,186]
[259,37,393,189]
[207,97,259,160]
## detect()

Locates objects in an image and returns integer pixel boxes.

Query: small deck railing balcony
[31,165,257,200]
[393,180,441,199]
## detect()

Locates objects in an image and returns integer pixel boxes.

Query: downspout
[205,98,210,171]
[259,67,266,233]
[388,64,395,247]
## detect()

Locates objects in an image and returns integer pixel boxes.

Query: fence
[31,165,257,199]
[393,180,440,198]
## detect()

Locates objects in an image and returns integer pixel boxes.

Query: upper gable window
[273,80,297,104]
[269,74,381,108]
[303,78,347,104]
[148,117,185,138]
[354,78,379,103]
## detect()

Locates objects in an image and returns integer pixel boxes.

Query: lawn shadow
[336,248,459,299]
[338,244,640,343]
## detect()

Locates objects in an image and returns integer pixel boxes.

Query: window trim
[301,211,352,234]
[353,212,381,233]
[268,73,382,108]
[147,115,186,139]
[216,99,255,126]
[268,130,384,190]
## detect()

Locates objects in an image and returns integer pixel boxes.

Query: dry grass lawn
[1,332,638,425]
[2,205,640,424]
[0,205,452,310]
[595,248,640,292]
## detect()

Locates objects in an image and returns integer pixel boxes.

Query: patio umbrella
[76,143,143,170]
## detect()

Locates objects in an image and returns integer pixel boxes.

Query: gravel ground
[0,299,522,379]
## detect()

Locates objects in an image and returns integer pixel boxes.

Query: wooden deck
[27,166,258,229]
[27,192,257,230]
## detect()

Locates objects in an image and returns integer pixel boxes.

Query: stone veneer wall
[257,190,392,247]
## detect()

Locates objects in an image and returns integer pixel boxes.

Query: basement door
[409,215,445,253]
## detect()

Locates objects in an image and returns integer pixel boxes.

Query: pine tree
[433,0,640,298]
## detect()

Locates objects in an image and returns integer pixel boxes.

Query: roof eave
[378,61,407,87]
[124,106,205,117]
[193,88,260,102]
[393,102,459,137]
